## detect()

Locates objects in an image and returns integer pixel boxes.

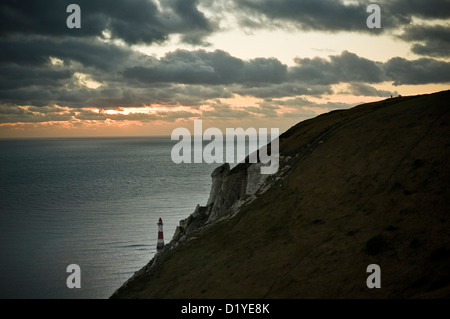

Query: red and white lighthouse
[157,218,164,250]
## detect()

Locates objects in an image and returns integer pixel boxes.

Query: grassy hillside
[112,90,450,298]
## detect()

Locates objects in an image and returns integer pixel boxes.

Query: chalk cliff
[111,90,450,298]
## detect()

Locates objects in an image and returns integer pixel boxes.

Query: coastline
[112,90,450,299]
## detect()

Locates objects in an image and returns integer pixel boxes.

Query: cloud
[0,64,72,90]
[383,57,450,86]
[0,36,144,71]
[201,101,255,119]
[399,24,450,58]
[243,102,279,118]
[1,46,449,118]
[232,0,450,32]
[0,105,75,123]
[289,51,450,87]
[123,49,287,85]
[234,0,369,31]
[165,0,216,45]
[199,97,357,121]
[234,83,332,98]
[290,51,386,85]
[258,96,357,119]
[344,83,397,97]
[233,0,423,32]
[387,0,450,21]
[0,0,448,125]
[0,0,215,45]
[0,104,200,124]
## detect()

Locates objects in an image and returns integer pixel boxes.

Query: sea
[0,137,232,299]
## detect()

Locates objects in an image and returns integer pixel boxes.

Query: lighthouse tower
[157,218,164,250]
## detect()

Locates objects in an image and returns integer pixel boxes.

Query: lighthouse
[157,218,164,250]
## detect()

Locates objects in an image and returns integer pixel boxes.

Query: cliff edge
[112,90,450,298]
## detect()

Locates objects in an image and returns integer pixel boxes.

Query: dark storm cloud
[0,36,143,72]
[383,57,450,86]
[233,0,410,31]
[0,85,92,107]
[235,0,367,31]
[289,51,450,87]
[121,49,333,99]
[165,0,216,45]
[387,0,450,20]
[123,49,287,85]
[0,64,72,90]
[411,42,450,59]
[233,0,449,31]
[0,0,215,45]
[290,51,386,85]
[399,25,450,58]
[234,83,333,98]
[0,73,230,109]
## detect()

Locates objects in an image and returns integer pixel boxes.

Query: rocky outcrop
[207,163,230,206]
[207,164,247,223]
[172,154,288,243]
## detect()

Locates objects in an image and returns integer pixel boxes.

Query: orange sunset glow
[0,1,449,138]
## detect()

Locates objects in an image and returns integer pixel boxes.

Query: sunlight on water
[0,137,222,299]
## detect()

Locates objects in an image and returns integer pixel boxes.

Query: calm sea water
[0,137,223,299]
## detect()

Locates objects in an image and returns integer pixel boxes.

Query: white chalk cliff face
[171,154,291,244]
[207,163,230,206]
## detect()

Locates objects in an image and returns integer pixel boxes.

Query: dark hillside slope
[112,90,450,298]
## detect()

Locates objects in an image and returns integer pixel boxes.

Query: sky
[0,0,449,138]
